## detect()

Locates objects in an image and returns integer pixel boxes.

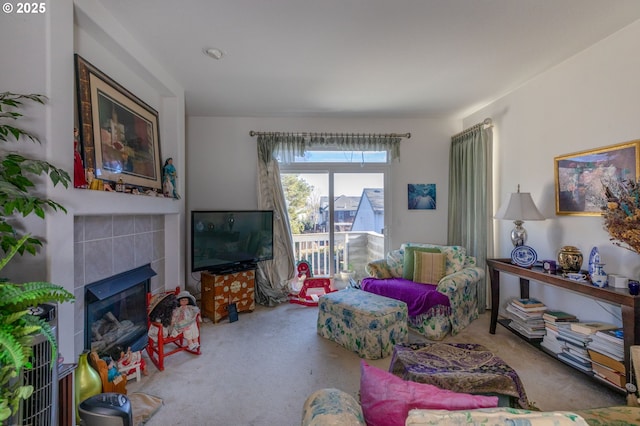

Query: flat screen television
[191,210,274,273]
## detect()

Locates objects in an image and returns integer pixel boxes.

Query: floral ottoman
[317,288,408,359]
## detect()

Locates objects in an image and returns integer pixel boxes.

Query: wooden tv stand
[201,269,256,323]
[487,258,640,388]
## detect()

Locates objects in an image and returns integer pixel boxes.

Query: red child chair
[146,286,201,371]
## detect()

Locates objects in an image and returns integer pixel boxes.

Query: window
[281,150,389,280]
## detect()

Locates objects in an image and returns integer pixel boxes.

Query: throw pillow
[402,247,440,280]
[366,261,392,279]
[413,251,447,284]
[359,361,498,426]
[386,249,405,277]
[402,243,467,276]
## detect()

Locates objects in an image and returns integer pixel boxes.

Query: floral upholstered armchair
[364,243,484,340]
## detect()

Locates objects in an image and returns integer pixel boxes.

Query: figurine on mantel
[73,128,88,188]
[163,157,179,199]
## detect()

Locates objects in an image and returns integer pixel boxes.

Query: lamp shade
[495,191,545,221]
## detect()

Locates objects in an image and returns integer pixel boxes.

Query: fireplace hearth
[85,264,156,357]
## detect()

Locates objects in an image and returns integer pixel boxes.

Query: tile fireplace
[85,264,156,357]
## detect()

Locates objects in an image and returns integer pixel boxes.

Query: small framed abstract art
[75,54,163,192]
[408,184,436,210]
[554,140,639,216]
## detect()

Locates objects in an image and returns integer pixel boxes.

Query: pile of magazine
[505,298,547,339]
[587,326,625,388]
[540,310,579,355]
[555,325,594,374]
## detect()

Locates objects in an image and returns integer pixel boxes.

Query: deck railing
[291,231,385,280]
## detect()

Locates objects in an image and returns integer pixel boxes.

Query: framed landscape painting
[554,140,639,216]
[75,54,162,191]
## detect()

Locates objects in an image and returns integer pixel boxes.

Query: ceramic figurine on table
[588,246,607,288]
[591,263,608,288]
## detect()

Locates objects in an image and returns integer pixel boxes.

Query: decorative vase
[590,263,608,288]
[558,246,583,273]
[74,350,102,419]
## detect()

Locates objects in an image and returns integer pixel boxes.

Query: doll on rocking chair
[116,347,148,378]
[172,290,201,351]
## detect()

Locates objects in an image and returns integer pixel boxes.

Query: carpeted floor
[127,302,625,425]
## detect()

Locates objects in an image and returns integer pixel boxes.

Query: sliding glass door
[281,154,388,280]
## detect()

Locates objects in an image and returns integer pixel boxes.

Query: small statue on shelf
[162,157,179,199]
[73,128,88,188]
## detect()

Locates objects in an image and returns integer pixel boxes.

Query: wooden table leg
[489,264,499,334]
[519,277,530,299]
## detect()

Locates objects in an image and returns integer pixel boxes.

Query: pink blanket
[361,277,450,317]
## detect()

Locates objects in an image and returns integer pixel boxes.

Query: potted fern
[0,92,74,422]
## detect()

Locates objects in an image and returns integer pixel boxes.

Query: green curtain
[447,124,492,312]
[256,133,402,304]
[256,135,299,305]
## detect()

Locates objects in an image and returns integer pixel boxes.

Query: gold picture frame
[554,140,640,216]
[75,54,162,191]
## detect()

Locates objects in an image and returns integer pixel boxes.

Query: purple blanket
[361,277,450,317]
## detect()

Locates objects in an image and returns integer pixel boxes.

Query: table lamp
[495,185,545,247]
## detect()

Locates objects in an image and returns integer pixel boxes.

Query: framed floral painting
[554,140,639,216]
[75,54,162,191]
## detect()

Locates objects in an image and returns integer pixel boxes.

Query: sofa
[301,387,640,426]
[364,243,483,340]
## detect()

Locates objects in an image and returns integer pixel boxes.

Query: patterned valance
[256,132,406,164]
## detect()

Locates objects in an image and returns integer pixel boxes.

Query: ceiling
[96,0,640,118]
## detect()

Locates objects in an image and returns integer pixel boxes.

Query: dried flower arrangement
[602,179,640,254]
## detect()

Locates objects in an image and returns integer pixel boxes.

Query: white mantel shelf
[67,188,181,216]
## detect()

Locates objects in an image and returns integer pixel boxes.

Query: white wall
[0,0,186,361]
[466,20,640,324]
[186,116,459,289]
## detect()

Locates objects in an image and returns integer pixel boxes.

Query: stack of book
[540,310,578,355]
[587,327,625,388]
[505,298,547,339]
[555,325,594,373]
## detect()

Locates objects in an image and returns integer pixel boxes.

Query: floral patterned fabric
[301,388,365,426]
[366,243,482,339]
[573,405,640,425]
[406,407,589,425]
[437,266,481,335]
[386,248,405,277]
[407,309,451,340]
[317,288,408,359]
[365,260,392,279]
[301,389,637,426]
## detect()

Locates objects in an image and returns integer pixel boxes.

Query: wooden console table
[487,258,640,386]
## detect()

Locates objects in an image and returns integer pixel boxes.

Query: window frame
[280,159,390,276]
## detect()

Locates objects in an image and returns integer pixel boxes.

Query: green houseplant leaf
[0,92,70,257]
[0,92,74,422]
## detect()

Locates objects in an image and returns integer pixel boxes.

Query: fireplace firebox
[85,265,155,357]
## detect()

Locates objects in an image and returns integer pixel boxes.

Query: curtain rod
[451,118,492,139]
[249,131,411,139]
